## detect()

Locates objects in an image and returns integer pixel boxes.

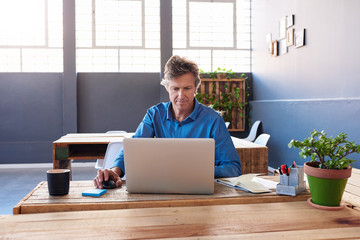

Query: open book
[216,174,273,194]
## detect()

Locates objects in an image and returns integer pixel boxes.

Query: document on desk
[216,174,272,193]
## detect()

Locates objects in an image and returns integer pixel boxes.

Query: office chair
[254,133,270,146]
[95,130,126,170]
[242,120,261,142]
[95,141,123,170]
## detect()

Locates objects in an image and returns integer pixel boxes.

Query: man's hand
[93,167,123,189]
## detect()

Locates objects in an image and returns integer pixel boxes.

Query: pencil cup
[276,166,305,196]
[47,169,70,196]
[280,174,289,185]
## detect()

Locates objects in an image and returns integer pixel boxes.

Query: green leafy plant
[288,130,360,169]
[199,67,237,80]
[196,68,250,125]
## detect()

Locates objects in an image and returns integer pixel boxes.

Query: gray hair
[161,55,201,92]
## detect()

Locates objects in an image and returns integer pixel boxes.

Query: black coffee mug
[47,169,70,196]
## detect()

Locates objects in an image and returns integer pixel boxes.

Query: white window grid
[76,0,161,73]
[172,0,251,72]
[0,0,63,72]
[0,0,250,73]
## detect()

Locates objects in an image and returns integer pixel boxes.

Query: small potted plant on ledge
[288,130,360,210]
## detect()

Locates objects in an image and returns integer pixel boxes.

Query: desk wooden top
[53,133,133,144]
[14,176,311,215]
[343,168,360,208]
[54,133,266,149]
[3,201,360,239]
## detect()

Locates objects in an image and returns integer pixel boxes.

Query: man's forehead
[168,81,194,88]
[168,73,195,87]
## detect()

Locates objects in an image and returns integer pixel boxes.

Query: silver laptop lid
[124,138,215,194]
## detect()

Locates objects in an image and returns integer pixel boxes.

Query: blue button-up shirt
[112,99,242,178]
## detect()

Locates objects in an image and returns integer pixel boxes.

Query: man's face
[166,72,196,114]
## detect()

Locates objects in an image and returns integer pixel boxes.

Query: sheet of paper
[252,176,278,189]
[216,174,271,194]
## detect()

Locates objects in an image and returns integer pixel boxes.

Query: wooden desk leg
[53,143,73,179]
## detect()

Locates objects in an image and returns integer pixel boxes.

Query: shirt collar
[166,99,200,122]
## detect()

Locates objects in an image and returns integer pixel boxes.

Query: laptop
[123,138,215,195]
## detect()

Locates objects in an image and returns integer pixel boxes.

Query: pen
[284,165,289,176]
[293,161,297,168]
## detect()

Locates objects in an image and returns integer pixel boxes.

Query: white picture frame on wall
[279,17,287,39]
[295,29,305,48]
[279,39,287,55]
[287,14,294,28]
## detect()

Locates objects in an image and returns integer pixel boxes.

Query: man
[93,55,241,189]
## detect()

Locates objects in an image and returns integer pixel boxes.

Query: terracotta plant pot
[304,162,352,208]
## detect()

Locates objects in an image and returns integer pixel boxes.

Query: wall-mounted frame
[295,29,305,48]
[272,40,278,57]
[286,28,294,46]
[287,14,294,28]
[279,39,287,55]
[267,14,305,57]
[279,17,286,39]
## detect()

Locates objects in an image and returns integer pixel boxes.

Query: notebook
[123,138,215,194]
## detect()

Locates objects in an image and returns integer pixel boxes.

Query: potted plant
[288,130,360,209]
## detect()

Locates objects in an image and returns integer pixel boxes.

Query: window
[172,0,251,72]
[0,0,250,73]
[0,0,63,72]
[76,0,161,72]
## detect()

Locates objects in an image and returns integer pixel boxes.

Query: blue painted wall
[0,74,63,164]
[251,0,360,169]
[0,73,160,164]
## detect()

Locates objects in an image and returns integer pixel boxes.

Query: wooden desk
[231,136,268,174]
[13,177,311,215]
[343,168,360,208]
[53,133,268,174]
[52,133,132,169]
[3,201,360,239]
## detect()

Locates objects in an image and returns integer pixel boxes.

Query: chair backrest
[242,120,261,142]
[95,131,127,170]
[106,130,127,134]
[103,142,123,169]
[254,133,270,146]
[95,141,123,170]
